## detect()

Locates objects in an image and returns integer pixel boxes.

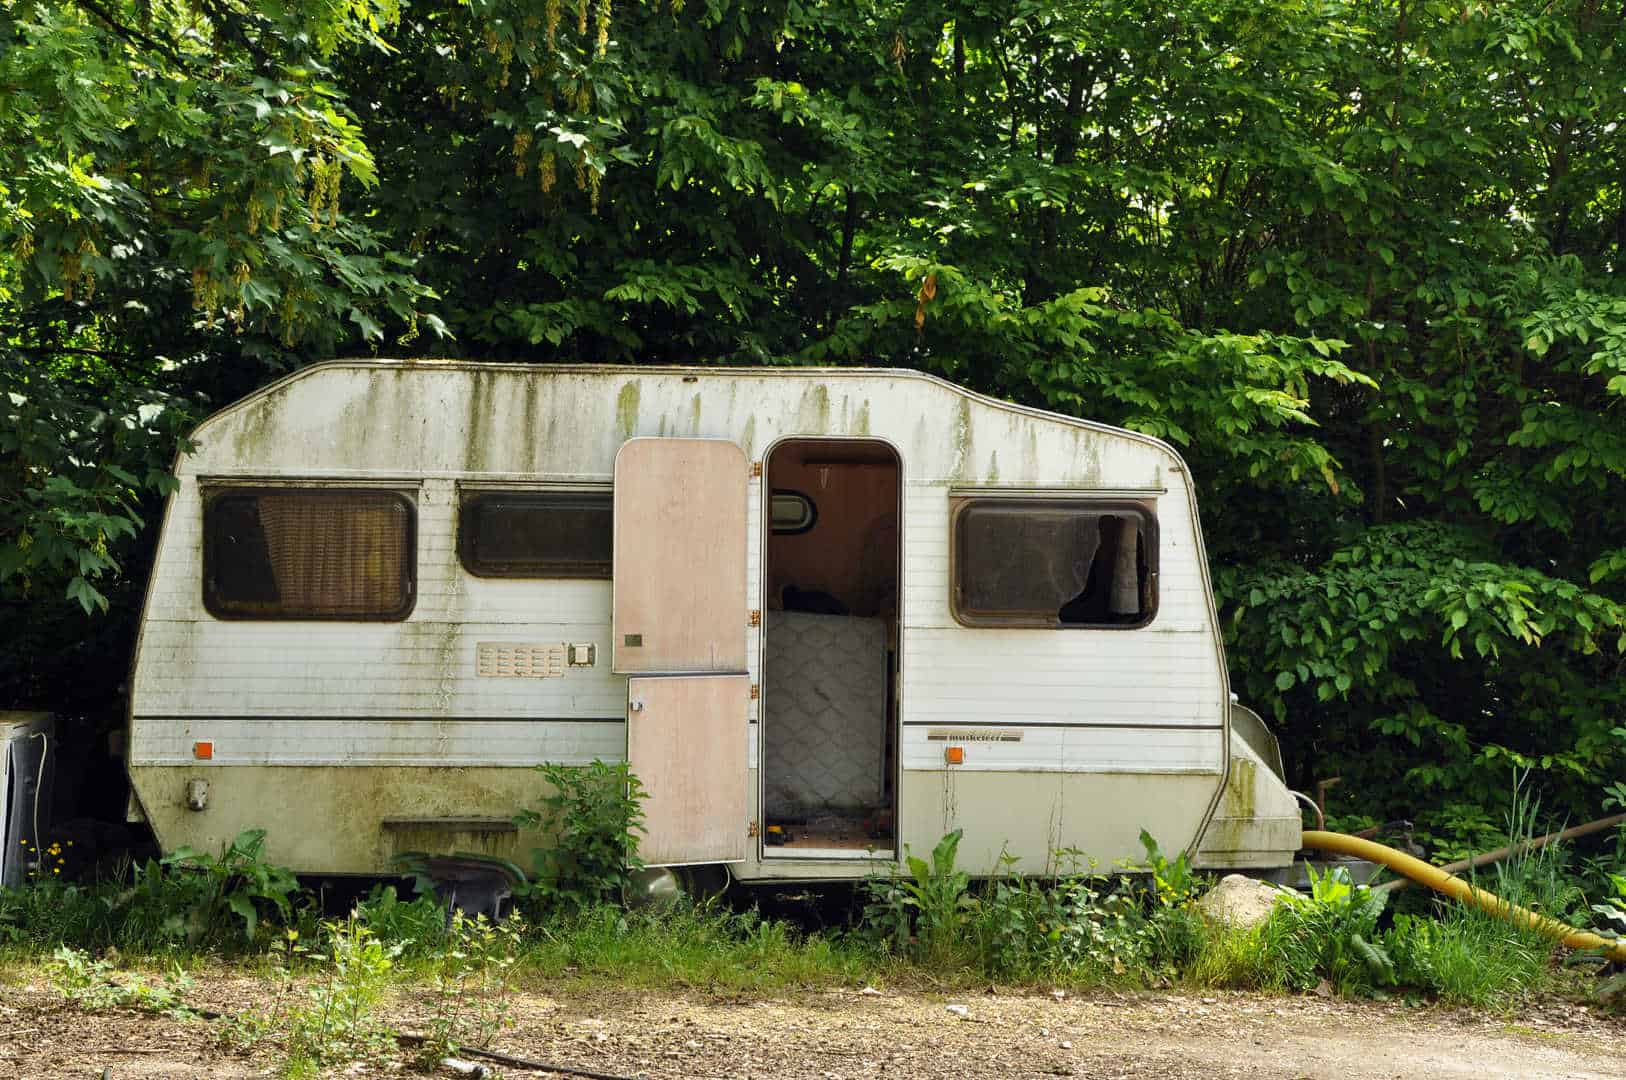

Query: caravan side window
[203,488,416,620]
[458,491,613,578]
[951,499,1157,629]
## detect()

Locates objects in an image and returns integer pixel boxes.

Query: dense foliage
[4,0,1625,839]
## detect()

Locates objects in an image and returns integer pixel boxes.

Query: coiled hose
[1300,830,1626,963]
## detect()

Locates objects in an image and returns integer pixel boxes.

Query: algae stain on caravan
[949,397,973,480]
[797,383,831,433]
[616,381,641,439]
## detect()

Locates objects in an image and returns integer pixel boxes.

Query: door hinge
[748,609,761,627]
[750,461,764,478]
[749,683,760,700]
[748,820,760,838]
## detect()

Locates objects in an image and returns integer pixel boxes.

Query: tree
[4,0,1625,836]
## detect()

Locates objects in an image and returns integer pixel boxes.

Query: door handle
[629,699,645,713]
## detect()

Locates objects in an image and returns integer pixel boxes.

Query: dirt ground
[2,974,1625,1080]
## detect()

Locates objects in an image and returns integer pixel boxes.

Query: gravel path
[2,975,1624,1078]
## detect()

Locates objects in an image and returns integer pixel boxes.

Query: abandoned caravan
[126,361,1302,885]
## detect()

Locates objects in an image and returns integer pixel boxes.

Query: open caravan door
[613,438,750,865]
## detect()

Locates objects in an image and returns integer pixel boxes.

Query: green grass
[1185,921,1286,992]
[516,902,888,992]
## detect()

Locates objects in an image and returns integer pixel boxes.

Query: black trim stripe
[902,720,1222,731]
[133,715,626,724]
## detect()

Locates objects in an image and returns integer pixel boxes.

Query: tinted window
[458,491,613,578]
[952,500,1156,628]
[203,489,415,620]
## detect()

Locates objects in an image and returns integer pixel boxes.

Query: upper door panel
[612,438,748,674]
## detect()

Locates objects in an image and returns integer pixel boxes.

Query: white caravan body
[127,361,1301,881]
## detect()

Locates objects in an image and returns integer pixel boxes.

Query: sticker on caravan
[925,729,1023,743]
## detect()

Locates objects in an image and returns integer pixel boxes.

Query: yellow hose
[1300,830,1626,963]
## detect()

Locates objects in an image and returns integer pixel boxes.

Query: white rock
[946,1004,969,1017]
[1197,873,1287,930]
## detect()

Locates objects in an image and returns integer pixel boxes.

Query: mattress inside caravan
[762,611,887,847]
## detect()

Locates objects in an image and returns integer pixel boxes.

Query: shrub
[514,761,649,913]
[969,860,1152,981]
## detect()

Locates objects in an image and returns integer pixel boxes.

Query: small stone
[1060,1040,1073,1050]
[859,986,883,996]
[946,1004,969,1017]
[1050,989,1067,1000]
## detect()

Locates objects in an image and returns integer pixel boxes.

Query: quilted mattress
[762,611,887,817]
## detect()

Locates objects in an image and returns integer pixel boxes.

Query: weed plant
[0,828,305,955]
[1385,906,1548,1006]
[860,829,1209,987]
[412,911,523,1067]
[45,945,198,1017]
[515,760,649,914]
[1262,865,1393,995]
[281,917,402,1079]
[9,761,1624,1016]
[353,883,448,965]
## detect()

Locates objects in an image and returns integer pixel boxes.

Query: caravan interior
[761,439,900,856]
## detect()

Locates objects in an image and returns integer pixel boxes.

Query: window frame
[948,496,1159,630]
[201,485,418,622]
[456,487,615,580]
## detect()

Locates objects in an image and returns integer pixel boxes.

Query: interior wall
[765,441,899,618]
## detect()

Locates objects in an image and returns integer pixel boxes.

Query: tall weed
[861,829,973,965]
[282,917,401,1079]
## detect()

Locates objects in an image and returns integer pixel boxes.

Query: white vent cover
[476,643,565,679]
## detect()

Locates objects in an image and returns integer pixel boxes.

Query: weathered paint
[131,765,554,874]
[898,769,1226,876]
[1194,734,1302,870]
[126,362,1277,880]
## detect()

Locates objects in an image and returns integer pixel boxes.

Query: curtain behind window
[253,491,411,617]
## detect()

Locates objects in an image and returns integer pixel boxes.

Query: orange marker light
[193,741,214,760]
[944,746,965,765]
